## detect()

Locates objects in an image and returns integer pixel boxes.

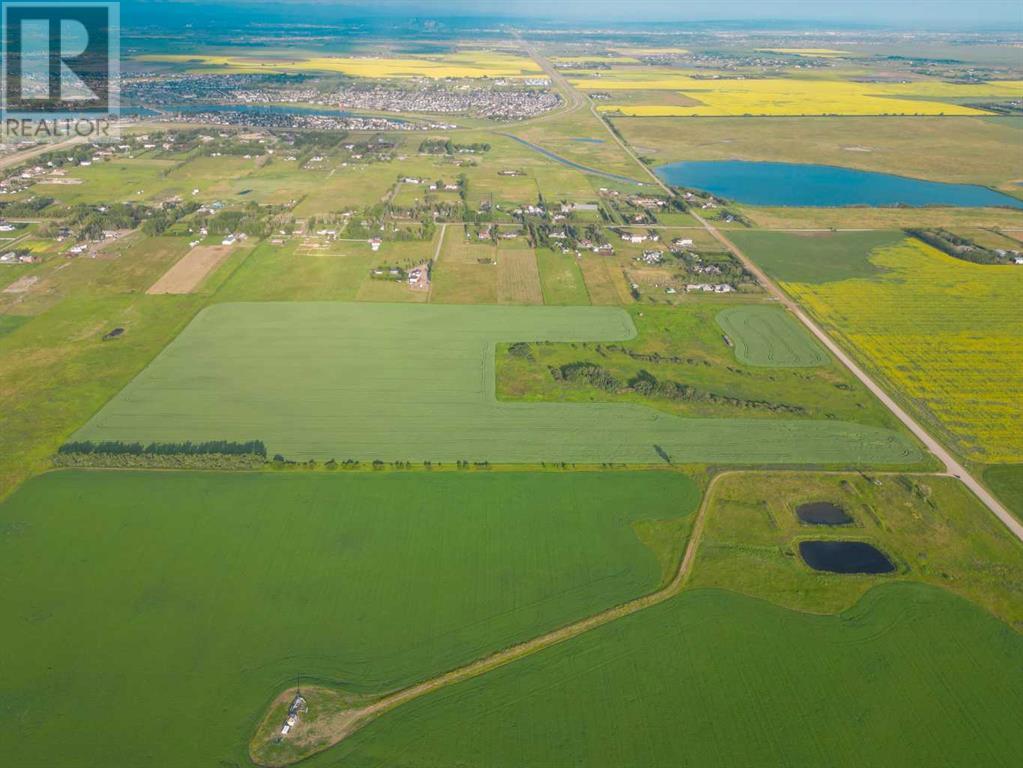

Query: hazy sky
[127,1,1023,30]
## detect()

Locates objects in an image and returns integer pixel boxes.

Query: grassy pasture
[536,249,590,305]
[497,303,905,431]
[740,205,1023,231]
[742,234,1023,462]
[691,472,1023,628]
[986,464,1023,522]
[430,235,499,304]
[716,305,829,367]
[74,302,920,465]
[577,253,630,304]
[326,583,1023,768]
[0,314,30,337]
[215,240,379,302]
[0,469,697,767]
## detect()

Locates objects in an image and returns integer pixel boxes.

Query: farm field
[137,50,543,78]
[716,305,828,367]
[147,242,238,294]
[0,469,697,767]
[536,248,591,304]
[986,465,1023,522]
[73,302,921,466]
[725,230,905,283]
[4,12,1023,768]
[321,584,1023,768]
[578,71,1023,116]
[613,116,1023,188]
[735,233,1023,463]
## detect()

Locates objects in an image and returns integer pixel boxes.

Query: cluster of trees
[907,228,1016,265]
[199,139,267,157]
[549,362,806,415]
[65,203,148,240]
[56,440,268,469]
[141,201,201,236]
[201,203,274,238]
[0,196,54,217]
[418,139,490,155]
[59,439,267,456]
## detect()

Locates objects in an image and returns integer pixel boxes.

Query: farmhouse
[686,283,735,293]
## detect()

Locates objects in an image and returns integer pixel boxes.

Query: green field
[74,302,921,465]
[716,305,829,367]
[726,229,905,283]
[986,464,1023,522]
[322,584,1023,768]
[0,469,698,767]
[536,248,591,304]
[0,314,30,338]
[735,234,1023,463]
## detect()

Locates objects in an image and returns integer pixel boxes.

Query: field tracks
[252,470,720,765]
[427,223,446,302]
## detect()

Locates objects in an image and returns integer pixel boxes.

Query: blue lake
[655,160,1023,209]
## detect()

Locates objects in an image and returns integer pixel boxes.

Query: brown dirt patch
[147,244,234,295]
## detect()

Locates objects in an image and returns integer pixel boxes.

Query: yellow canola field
[550,55,642,64]
[579,75,1023,116]
[757,48,853,58]
[785,239,1023,463]
[138,51,542,79]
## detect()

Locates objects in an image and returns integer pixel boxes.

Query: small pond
[796,501,853,525]
[799,540,895,574]
[655,160,1023,208]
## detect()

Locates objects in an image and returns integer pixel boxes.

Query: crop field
[727,230,905,283]
[613,115,1023,187]
[137,50,543,78]
[716,305,829,367]
[326,584,1023,768]
[985,465,1023,522]
[578,71,1023,116]
[147,243,238,294]
[577,253,630,304]
[74,302,920,465]
[0,469,697,767]
[740,234,1023,462]
[757,47,854,57]
[495,248,543,304]
[691,472,1023,627]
